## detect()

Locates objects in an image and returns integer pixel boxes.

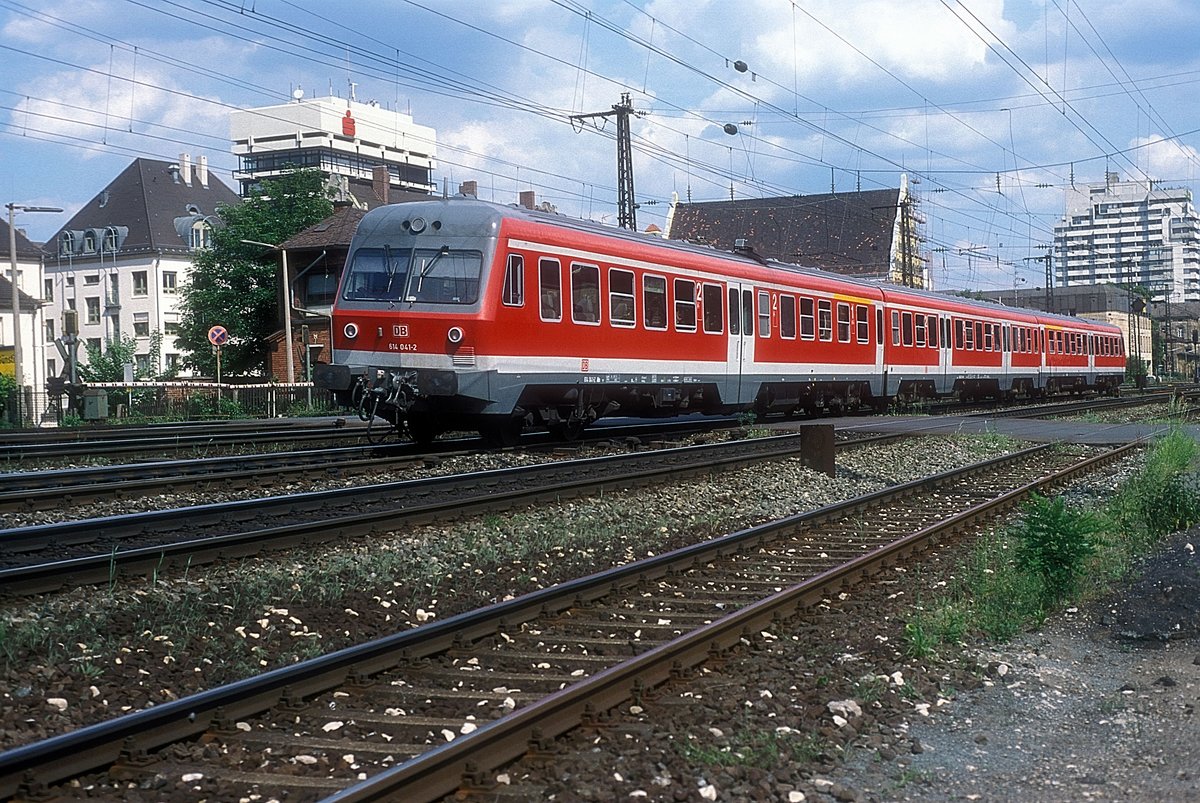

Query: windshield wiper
[410,245,450,299]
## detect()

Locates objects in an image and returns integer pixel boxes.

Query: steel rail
[328,440,1141,802]
[0,441,1134,799]
[0,433,822,593]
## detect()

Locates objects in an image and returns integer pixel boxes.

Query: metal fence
[3,382,338,429]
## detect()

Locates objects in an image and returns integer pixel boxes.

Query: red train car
[313,198,1126,442]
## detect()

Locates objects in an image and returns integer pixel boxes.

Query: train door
[727,284,754,404]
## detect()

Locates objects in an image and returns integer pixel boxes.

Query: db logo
[580,358,589,372]
[393,325,409,337]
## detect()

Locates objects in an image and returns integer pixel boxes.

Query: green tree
[177,169,334,377]
[78,332,162,382]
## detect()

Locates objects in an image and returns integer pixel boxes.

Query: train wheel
[407,414,441,447]
[480,418,523,448]
[548,419,586,441]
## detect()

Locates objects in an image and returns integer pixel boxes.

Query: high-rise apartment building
[1054,174,1200,304]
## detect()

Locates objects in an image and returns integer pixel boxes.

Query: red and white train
[313,198,1126,443]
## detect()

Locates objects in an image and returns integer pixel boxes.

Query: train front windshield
[342,246,483,305]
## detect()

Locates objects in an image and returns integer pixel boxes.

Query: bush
[1012,494,1104,606]
[1110,429,1200,545]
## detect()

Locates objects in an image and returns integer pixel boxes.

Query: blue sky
[2,0,1199,293]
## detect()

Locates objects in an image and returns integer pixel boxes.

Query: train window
[502,254,524,307]
[891,310,901,346]
[837,302,851,342]
[818,300,833,341]
[728,288,740,335]
[954,319,964,349]
[402,248,482,304]
[965,321,975,350]
[539,259,562,321]
[800,297,815,339]
[984,325,993,352]
[974,322,983,350]
[643,275,667,330]
[942,317,950,348]
[856,305,869,343]
[742,290,754,335]
[674,278,697,331]
[703,284,724,334]
[877,308,884,346]
[781,295,797,339]
[342,247,409,301]
[609,268,636,327]
[914,313,926,347]
[758,291,771,337]
[901,312,913,346]
[570,263,601,324]
[1002,326,1010,353]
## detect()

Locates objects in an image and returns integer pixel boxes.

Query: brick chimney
[519,190,535,209]
[372,166,390,205]
[459,180,478,197]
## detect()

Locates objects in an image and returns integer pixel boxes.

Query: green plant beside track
[905,429,1200,656]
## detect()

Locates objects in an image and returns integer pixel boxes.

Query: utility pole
[571,93,641,230]
[1022,249,1053,311]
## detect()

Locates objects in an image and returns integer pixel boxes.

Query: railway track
[0,417,374,462]
[3,430,883,594]
[0,439,1137,801]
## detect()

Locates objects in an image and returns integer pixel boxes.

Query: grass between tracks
[904,428,1200,656]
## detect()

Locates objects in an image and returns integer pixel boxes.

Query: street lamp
[241,239,294,384]
[7,203,63,397]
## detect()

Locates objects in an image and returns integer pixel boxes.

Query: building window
[133,271,148,297]
[87,337,102,352]
[66,276,75,287]
[83,230,97,253]
[86,296,101,324]
[44,278,54,301]
[164,321,180,336]
[84,274,100,285]
[59,232,74,256]
[45,319,55,339]
[190,220,213,250]
[162,272,178,294]
[104,227,120,253]
[165,353,180,371]
[47,358,56,378]
[134,321,150,337]
[135,354,150,373]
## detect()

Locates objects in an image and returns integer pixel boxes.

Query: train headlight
[447,326,464,344]
[344,322,359,339]
[410,217,427,234]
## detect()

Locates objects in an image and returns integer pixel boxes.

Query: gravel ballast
[2,433,1196,803]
